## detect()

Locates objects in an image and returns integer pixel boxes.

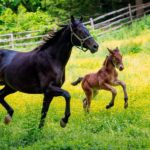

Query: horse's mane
[33,25,68,51]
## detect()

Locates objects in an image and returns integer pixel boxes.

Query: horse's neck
[45,30,73,67]
[104,56,115,72]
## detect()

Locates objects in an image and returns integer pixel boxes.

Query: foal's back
[81,60,117,89]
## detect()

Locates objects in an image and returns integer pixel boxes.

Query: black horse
[0,16,99,128]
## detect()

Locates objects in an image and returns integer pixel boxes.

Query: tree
[21,0,41,12]
[136,0,144,17]
[0,0,21,13]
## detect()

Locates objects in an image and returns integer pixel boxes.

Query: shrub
[0,5,57,34]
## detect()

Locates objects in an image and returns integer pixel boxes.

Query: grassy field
[0,16,150,149]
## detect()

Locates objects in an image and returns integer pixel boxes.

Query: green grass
[0,51,150,150]
[0,16,150,149]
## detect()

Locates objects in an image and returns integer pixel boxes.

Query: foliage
[97,15,150,54]
[0,5,57,34]
[97,16,150,41]
[0,0,143,21]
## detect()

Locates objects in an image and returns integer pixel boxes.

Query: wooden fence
[84,2,150,36]
[0,30,44,49]
[0,2,150,49]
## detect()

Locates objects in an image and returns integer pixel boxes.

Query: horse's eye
[77,28,82,32]
[73,28,77,32]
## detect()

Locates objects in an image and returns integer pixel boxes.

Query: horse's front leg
[46,83,71,128]
[113,80,128,109]
[39,95,53,128]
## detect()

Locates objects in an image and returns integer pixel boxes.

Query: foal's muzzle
[119,65,124,71]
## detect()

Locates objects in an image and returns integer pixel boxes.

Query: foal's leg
[39,95,53,128]
[44,84,71,128]
[103,83,117,109]
[93,90,98,98]
[82,90,96,110]
[83,87,92,113]
[82,98,87,110]
[85,89,92,112]
[82,90,97,111]
[82,81,92,113]
[113,80,128,109]
[0,86,16,124]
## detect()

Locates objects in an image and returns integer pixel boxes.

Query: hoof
[86,107,90,113]
[60,119,66,128]
[106,103,114,109]
[124,102,128,109]
[106,105,112,109]
[106,105,110,109]
[4,114,12,125]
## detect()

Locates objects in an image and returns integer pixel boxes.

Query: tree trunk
[136,0,144,17]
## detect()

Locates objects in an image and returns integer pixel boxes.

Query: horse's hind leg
[0,86,16,124]
[83,90,98,110]
[83,90,92,113]
[85,89,92,113]
[82,81,92,113]
[83,98,87,109]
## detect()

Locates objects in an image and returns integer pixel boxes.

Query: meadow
[0,16,150,149]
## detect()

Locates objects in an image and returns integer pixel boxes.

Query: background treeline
[0,0,149,20]
[0,0,149,34]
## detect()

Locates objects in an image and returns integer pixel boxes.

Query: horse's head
[70,16,99,53]
[107,47,124,71]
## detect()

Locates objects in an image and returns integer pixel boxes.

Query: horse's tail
[71,77,83,86]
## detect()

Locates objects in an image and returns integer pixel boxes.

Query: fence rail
[0,2,150,49]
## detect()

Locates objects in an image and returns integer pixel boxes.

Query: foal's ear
[116,46,119,51]
[107,48,113,54]
[71,15,75,24]
[80,16,83,22]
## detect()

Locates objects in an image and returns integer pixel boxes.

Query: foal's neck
[45,29,73,67]
[104,55,116,72]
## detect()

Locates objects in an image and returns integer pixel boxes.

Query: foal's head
[107,47,124,71]
[70,16,99,53]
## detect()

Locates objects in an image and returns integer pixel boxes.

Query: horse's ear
[107,48,113,54]
[80,16,83,22]
[71,15,75,23]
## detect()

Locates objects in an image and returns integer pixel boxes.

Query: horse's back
[0,49,40,92]
[0,49,18,81]
[0,49,18,64]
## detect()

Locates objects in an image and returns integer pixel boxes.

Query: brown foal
[72,47,128,112]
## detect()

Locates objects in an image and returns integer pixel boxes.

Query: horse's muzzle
[90,44,99,53]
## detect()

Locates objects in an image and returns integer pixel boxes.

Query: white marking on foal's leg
[4,114,12,125]
[83,98,87,109]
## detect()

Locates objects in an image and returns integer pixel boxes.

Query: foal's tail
[71,77,83,86]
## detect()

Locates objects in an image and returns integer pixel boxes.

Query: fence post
[128,3,133,22]
[10,33,14,49]
[90,18,95,30]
